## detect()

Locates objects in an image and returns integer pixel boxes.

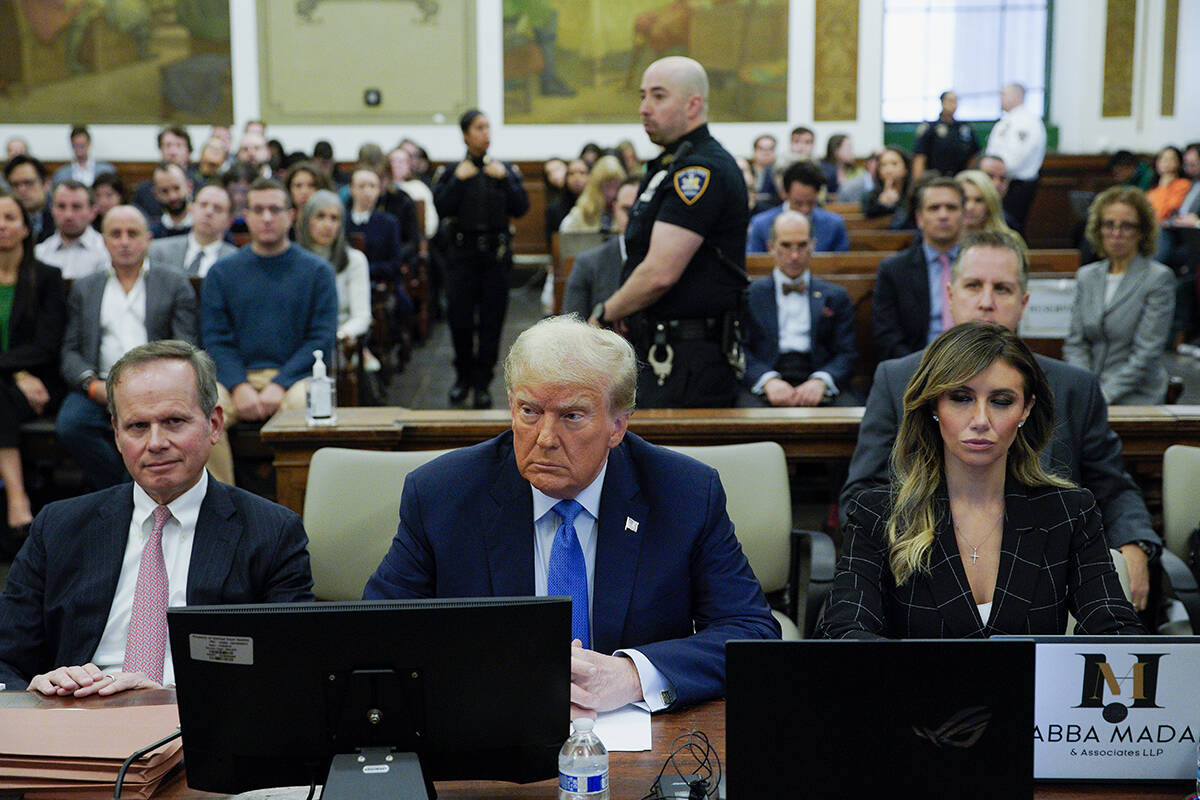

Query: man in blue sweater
[200,177,337,485]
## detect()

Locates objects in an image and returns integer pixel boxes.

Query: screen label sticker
[189,634,254,665]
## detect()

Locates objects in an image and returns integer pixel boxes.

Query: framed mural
[503,0,788,124]
[0,0,232,124]
[258,0,476,125]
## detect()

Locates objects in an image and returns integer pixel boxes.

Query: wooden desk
[260,406,1200,518]
[3,692,1184,800]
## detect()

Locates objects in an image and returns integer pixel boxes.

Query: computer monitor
[168,597,571,799]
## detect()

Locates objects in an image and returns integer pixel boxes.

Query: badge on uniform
[674,166,710,205]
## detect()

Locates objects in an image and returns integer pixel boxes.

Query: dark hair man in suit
[1,339,314,695]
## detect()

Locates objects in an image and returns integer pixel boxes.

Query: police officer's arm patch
[673,166,711,206]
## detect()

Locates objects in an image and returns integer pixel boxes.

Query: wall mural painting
[503,0,788,124]
[0,0,232,124]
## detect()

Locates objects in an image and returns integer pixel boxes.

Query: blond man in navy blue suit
[364,316,778,715]
[0,340,314,695]
[742,210,858,407]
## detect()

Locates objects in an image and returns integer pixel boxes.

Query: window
[881,0,1049,123]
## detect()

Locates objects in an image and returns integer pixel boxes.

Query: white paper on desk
[593,705,651,751]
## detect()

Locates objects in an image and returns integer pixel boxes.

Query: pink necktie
[939,252,954,331]
[123,505,172,683]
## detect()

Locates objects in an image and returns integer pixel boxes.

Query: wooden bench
[261,405,1200,519]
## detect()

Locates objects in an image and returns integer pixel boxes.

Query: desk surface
[1,691,1187,799]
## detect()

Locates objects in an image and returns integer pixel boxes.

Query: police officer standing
[912,90,979,180]
[591,56,748,408]
[434,109,529,408]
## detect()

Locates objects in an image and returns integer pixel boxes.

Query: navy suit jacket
[872,243,932,360]
[840,351,1161,552]
[0,477,315,689]
[743,273,856,390]
[818,483,1144,639]
[346,210,405,283]
[363,431,780,709]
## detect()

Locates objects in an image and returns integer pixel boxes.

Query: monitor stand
[323,748,431,800]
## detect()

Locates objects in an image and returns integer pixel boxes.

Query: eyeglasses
[1100,220,1140,234]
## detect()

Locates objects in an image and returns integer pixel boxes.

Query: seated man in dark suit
[146,163,194,240]
[0,339,315,695]
[364,316,779,715]
[561,176,639,318]
[56,206,198,490]
[842,229,1162,612]
[742,210,857,407]
[871,176,965,361]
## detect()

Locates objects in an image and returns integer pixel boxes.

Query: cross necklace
[954,516,1003,566]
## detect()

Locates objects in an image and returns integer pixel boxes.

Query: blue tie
[547,499,589,649]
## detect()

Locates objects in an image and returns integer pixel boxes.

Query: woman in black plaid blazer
[819,322,1144,639]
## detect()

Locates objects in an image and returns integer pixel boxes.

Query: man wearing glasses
[199,177,337,486]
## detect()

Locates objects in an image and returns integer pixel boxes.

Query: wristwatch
[591,301,611,329]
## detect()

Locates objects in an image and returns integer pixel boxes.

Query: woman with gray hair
[1064,186,1174,404]
[295,190,371,344]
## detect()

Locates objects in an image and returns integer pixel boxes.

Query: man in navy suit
[0,340,314,695]
[364,316,779,714]
[871,177,965,360]
[742,210,858,407]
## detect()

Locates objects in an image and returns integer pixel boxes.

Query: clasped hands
[454,159,508,181]
[232,381,286,421]
[763,377,827,407]
[570,639,643,720]
[28,663,161,698]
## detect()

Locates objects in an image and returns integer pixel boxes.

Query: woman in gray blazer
[1064,186,1175,405]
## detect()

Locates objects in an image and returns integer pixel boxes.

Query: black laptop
[726,639,1035,799]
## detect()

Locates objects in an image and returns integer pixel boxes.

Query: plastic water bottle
[306,349,336,426]
[558,717,609,800]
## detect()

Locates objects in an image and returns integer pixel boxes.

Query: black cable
[639,728,722,799]
[111,728,182,799]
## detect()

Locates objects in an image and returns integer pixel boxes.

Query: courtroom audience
[747,160,850,253]
[545,158,588,247]
[197,139,229,181]
[312,140,349,187]
[579,141,603,168]
[147,162,194,239]
[0,189,66,537]
[34,181,108,279]
[132,127,193,218]
[562,176,639,319]
[542,157,568,211]
[956,169,1015,236]
[616,139,641,177]
[51,126,115,189]
[345,165,410,294]
[1158,142,1200,269]
[1064,186,1174,405]
[820,322,1145,639]
[90,172,126,232]
[861,146,914,229]
[284,161,333,225]
[4,155,55,244]
[296,190,371,347]
[821,134,869,204]
[560,155,626,233]
[1146,145,1191,221]
[145,184,237,277]
[749,134,780,212]
[399,139,434,187]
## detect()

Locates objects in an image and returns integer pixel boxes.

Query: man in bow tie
[742,211,858,407]
[364,316,779,716]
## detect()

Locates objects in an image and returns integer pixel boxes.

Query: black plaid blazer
[817,480,1145,639]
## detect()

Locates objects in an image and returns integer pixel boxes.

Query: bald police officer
[592,57,748,408]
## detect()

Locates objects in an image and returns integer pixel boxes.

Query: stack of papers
[0,698,182,798]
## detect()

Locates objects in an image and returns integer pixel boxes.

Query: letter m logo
[1074,653,1165,710]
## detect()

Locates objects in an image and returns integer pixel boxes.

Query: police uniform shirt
[914,119,980,176]
[435,157,526,234]
[622,124,748,320]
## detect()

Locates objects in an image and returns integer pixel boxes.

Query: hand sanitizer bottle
[306,349,336,426]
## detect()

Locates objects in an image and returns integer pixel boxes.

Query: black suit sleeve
[1068,493,1148,635]
[817,490,890,640]
[0,515,51,688]
[872,256,916,361]
[840,360,899,516]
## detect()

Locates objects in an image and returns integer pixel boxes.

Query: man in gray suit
[562,176,639,319]
[56,206,198,489]
[146,184,237,278]
[842,230,1162,610]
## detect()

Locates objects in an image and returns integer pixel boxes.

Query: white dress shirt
[182,234,226,278]
[33,226,109,279]
[97,266,149,377]
[531,461,672,712]
[986,102,1047,181]
[350,209,371,226]
[91,472,208,685]
[752,268,837,396]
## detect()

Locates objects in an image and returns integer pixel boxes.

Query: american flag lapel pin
[625,517,639,533]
